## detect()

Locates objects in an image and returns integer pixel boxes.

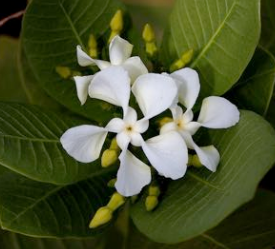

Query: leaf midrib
[190,1,237,67]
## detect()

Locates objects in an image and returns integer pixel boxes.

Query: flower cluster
[60,36,240,197]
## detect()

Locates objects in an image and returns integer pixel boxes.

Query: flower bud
[107,192,125,211]
[145,196,158,211]
[107,178,117,188]
[88,34,98,58]
[55,66,71,79]
[101,149,118,168]
[89,206,112,228]
[148,185,160,197]
[192,155,203,168]
[109,10,123,43]
[142,23,155,43]
[170,49,194,72]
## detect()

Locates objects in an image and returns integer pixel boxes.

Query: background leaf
[0,102,112,185]
[22,0,125,124]
[0,228,103,249]
[227,47,275,116]
[131,110,275,243]
[0,170,115,237]
[128,190,275,249]
[161,0,260,97]
[260,0,275,55]
[0,36,28,103]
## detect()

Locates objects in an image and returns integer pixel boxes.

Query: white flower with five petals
[74,36,148,105]
[61,67,188,197]
[161,68,240,172]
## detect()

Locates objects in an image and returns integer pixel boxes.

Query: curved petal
[198,96,240,129]
[116,132,131,150]
[122,56,148,82]
[106,118,124,133]
[142,132,188,180]
[132,73,178,120]
[76,45,111,70]
[181,132,220,172]
[89,66,131,115]
[109,36,133,65]
[124,107,138,124]
[160,122,177,134]
[171,68,200,110]
[74,75,94,105]
[115,150,151,197]
[60,125,108,163]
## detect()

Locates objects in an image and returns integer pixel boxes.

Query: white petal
[124,107,138,124]
[60,125,107,163]
[171,68,200,110]
[134,119,149,133]
[132,74,178,120]
[116,132,131,150]
[122,56,148,82]
[74,75,94,105]
[109,36,133,65]
[181,132,220,172]
[76,45,111,70]
[106,118,125,133]
[115,150,151,197]
[142,132,188,180]
[89,66,131,115]
[198,96,240,129]
[170,105,183,120]
[160,122,177,134]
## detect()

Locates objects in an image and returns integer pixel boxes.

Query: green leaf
[131,110,275,243]
[227,47,275,116]
[0,36,28,103]
[260,0,275,55]
[0,229,102,249]
[162,0,260,97]
[0,171,114,237]
[0,102,111,185]
[129,190,275,249]
[18,40,63,110]
[22,0,125,123]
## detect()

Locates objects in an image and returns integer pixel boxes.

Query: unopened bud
[89,206,112,228]
[110,138,119,151]
[107,178,117,188]
[142,24,155,43]
[148,186,160,197]
[192,155,203,168]
[107,192,125,211]
[145,196,159,211]
[170,49,194,72]
[159,117,173,127]
[56,66,71,79]
[88,34,98,58]
[110,10,123,32]
[101,149,118,168]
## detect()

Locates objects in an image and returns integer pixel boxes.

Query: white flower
[61,67,188,197]
[74,36,148,105]
[161,68,240,172]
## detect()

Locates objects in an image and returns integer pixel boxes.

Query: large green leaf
[227,47,275,116]
[22,0,125,123]
[260,0,275,55]
[0,171,114,237]
[0,102,111,185]
[162,0,260,97]
[129,190,275,249]
[0,229,102,249]
[0,36,28,103]
[131,110,275,243]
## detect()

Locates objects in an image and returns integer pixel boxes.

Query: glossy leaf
[227,47,275,116]
[131,110,275,243]
[0,171,114,237]
[260,0,275,55]
[0,36,28,103]
[0,229,102,249]
[129,190,275,249]
[162,0,260,97]
[0,102,110,185]
[22,0,125,123]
